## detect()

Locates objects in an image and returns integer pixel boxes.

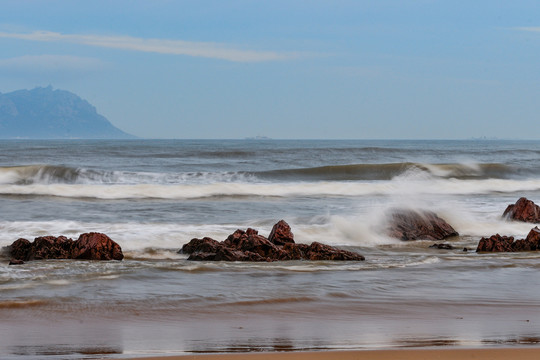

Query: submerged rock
[429,243,454,250]
[503,197,540,223]
[181,220,364,262]
[6,232,124,261]
[386,209,459,241]
[476,227,540,252]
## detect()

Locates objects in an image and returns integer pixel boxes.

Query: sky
[0,0,539,139]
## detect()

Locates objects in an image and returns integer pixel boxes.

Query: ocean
[1,139,540,359]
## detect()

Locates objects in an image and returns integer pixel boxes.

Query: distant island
[0,86,135,139]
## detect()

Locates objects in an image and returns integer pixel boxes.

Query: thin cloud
[0,31,299,62]
[514,27,540,32]
[0,54,106,71]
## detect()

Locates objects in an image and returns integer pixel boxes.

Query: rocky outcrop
[386,209,459,241]
[476,227,540,252]
[71,233,124,260]
[296,242,365,260]
[268,220,295,245]
[503,197,540,223]
[6,232,124,261]
[181,220,365,262]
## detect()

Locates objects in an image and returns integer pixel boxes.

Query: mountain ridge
[0,86,135,139]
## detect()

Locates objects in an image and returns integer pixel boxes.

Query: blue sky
[1,0,539,139]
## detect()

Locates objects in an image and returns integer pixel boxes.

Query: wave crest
[0,165,255,185]
[1,178,540,199]
[259,162,513,181]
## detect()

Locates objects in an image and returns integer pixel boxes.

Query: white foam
[1,177,540,200]
[0,220,243,251]
[0,165,256,186]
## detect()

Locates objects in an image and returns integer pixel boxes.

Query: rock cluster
[385,208,459,241]
[181,220,365,262]
[7,197,540,265]
[476,227,540,252]
[503,197,540,223]
[7,232,124,263]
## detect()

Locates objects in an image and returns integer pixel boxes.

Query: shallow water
[1,139,540,359]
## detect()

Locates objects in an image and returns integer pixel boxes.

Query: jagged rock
[33,236,73,260]
[386,209,459,241]
[300,242,365,261]
[71,232,124,261]
[476,227,540,252]
[503,197,540,223]
[6,233,123,261]
[8,238,33,261]
[181,237,222,254]
[181,220,364,262]
[268,220,295,245]
[476,234,514,252]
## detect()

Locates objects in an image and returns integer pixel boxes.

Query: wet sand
[121,348,540,360]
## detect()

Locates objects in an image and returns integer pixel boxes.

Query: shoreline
[115,348,540,360]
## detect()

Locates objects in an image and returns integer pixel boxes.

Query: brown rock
[6,233,124,261]
[429,243,454,250]
[236,233,283,259]
[476,234,514,252]
[526,226,540,243]
[182,220,365,262]
[71,232,124,260]
[8,238,33,261]
[476,228,540,252]
[268,220,295,245]
[513,226,540,251]
[187,246,268,262]
[223,229,247,248]
[33,236,73,260]
[223,229,288,259]
[503,197,540,223]
[302,242,365,261]
[386,209,459,241]
[281,242,304,260]
[181,237,221,254]
[8,259,25,265]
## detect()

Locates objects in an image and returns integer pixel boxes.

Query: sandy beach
[119,348,540,360]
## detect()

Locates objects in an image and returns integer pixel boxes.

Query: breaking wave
[1,178,540,200]
[258,162,515,181]
[0,162,520,186]
[0,165,255,185]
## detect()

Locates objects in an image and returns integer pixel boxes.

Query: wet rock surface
[181,220,365,262]
[386,209,459,241]
[503,197,540,223]
[429,243,454,250]
[476,227,540,252]
[6,232,124,261]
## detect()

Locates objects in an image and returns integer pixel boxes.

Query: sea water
[1,139,540,359]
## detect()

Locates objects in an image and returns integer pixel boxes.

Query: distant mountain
[0,86,135,139]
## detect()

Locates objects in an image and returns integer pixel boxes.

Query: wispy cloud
[514,27,540,32]
[0,31,299,62]
[0,54,106,71]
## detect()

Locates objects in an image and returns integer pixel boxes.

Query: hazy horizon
[1,1,539,139]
